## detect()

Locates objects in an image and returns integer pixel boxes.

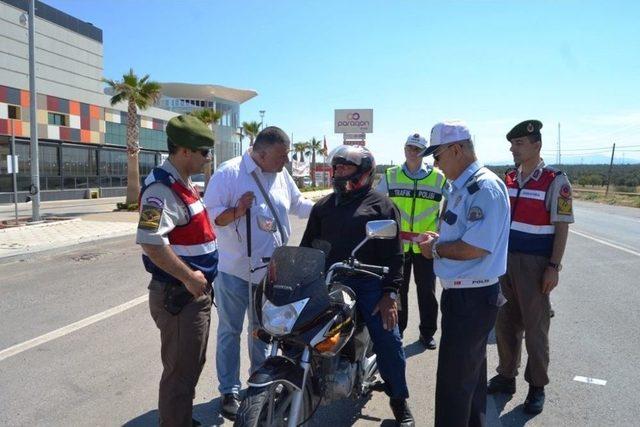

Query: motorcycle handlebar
[354,262,389,275]
[326,261,387,283]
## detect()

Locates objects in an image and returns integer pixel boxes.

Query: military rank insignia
[138,204,163,231]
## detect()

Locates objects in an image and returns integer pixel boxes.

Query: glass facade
[61,145,98,189]
[0,137,162,193]
[104,122,165,151]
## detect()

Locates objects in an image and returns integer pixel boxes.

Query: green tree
[189,108,223,188]
[103,69,162,205]
[292,141,310,161]
[242,121,262,146]
[292,141,311,187]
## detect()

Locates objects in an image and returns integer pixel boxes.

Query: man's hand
[184,270,208,298]
[372,293,398,331]
[418,232,439,259]
[542,266,559,294]
[236,191,255,216]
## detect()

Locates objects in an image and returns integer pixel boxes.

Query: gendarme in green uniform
[385,165,445,252]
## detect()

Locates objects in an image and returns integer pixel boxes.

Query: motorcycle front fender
[247,356,305,391]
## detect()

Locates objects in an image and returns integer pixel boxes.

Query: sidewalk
[0,189,331,260]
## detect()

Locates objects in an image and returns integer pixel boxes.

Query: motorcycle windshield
[264,246,329,307]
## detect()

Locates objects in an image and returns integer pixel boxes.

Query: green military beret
[506,120,543,141]
[166,115,214,149]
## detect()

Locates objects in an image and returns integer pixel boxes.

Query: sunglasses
[194,148,212,157]
[433,144,454,162]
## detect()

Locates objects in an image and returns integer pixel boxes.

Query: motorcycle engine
[320,357,358,402]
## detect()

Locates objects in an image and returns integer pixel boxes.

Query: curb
[0,217,81,233]
[0,228,136,262]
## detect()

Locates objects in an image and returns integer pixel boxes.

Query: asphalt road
[0,200,638,426]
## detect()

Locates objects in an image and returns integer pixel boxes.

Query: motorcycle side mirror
[365,220,397,239]
[351,220,398,258]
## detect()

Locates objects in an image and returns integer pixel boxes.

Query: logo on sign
[347,112,360,120]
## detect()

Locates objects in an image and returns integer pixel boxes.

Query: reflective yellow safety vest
[385,165,446,253]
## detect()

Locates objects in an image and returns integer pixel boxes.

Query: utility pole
[557,122,561,166]
[28,0,41,221]
[605,143,616,196]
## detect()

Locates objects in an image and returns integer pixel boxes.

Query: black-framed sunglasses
[194,148,212,157]
[433,144,454,162]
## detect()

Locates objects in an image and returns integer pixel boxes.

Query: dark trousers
[399,251,437,338]
[435,283,500,427]
[149,280,212,427]
[346,277,409,399]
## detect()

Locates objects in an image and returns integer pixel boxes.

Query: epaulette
[467,180,480,194]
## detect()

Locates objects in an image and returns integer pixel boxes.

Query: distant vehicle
[302,176,312,187]
[191,173,205,195]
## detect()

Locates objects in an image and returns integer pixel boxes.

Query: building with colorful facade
[0,0,256,202]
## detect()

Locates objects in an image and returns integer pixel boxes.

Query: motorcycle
[234,220,398,427]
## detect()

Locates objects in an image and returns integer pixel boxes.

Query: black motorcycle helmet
[328,145,376,197]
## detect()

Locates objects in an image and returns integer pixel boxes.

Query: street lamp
[22,0,40,221]
[259,110,265,130]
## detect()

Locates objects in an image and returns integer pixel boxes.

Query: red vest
[505,168,557,256]
[140,167,218,283]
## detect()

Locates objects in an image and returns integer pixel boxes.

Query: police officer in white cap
[377,133,446,348]
[417,120,510,427]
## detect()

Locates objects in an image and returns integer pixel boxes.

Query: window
[99,149,127,187]
[8,105,21,120]
[48,112,68,126]
[61,145,97,189]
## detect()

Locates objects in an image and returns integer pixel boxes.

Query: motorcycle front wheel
[234,381,314,427]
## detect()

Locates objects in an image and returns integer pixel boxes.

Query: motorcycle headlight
[262,298,309,336]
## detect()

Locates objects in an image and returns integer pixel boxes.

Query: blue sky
[46,0,640,164]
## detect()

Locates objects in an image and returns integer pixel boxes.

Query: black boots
[389,398,415,427]
[487,374,516,394]
[524,385,545,414]
[220,392,241,420]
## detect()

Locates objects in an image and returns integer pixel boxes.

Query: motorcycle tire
[234,381,314,427]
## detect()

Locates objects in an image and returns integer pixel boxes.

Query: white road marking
[570,229,640,257]
[0,294,148,363]
[574,376,607,386]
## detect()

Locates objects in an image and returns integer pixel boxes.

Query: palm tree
[292,141,310,161]
[189,108,223,189]
[307,137,323,187]
[292,141,311,187]
[242,121,261,146]
[103,69,162,205]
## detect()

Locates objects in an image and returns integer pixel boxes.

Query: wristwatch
[386,291,398,301]
[547,262,562,272]
[431,240,441,260]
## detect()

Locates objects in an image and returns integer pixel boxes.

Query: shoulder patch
[468,206,484,221]
[138,204,163,231]
[557,197,573,216]
[559,184,572,199]
[145,196,164,208]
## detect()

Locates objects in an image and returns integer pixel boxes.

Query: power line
[542,144,640,153]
